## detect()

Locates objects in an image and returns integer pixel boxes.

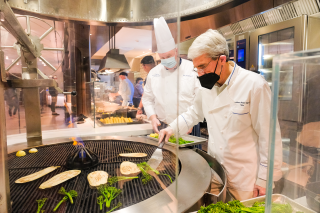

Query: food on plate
[36,198,47,213]
[39,170,81,189]
[100,117,133,124]
[15,166,60,183]
[137,162,172,184]
[29,148,38,153]
[53,187,78,212]
[119,153,147,157]
[149,133,194,145]
[197,200,294,213]
[16,150,26,157]
[120,161,141,175]
[87,171,109,187]
[98,185,122,208]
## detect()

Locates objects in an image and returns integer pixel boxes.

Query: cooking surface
[8,140,177,212]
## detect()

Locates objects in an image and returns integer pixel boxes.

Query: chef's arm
[169,90,204,136]
[141,75,156,118]
[250,80,283,188]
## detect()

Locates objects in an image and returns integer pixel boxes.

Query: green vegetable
[36,198,47,213]
[108,176,138,186]
[106,202,122,213]
[137,163,152,184]
[97,195,104,210]
[58,187,77,204]
[98,185,122,208]
[53,188,78,212]
[138,162,172,183]
[197,200,294,213]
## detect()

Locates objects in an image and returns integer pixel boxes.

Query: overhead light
[6,56,8,60]
[11,59,14,62]
[90,34,92,35]
[143,52,145,53]
[149,49,151,50]
[17,63,19,65]
[39,59,41,61]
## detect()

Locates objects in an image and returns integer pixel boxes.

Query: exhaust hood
[99,25,131,72]
[98,49,130,71]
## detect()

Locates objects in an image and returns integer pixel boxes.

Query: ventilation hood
[98,49,131,71]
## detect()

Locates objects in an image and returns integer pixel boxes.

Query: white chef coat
[119,78,134,106]
[142,58,200,124]
[169,62,283,191]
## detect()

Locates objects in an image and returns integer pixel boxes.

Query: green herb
[98,185,122,208]
[36,198,47,213]
[106,202,122,213]
[97,195,104,210]
[53,188,78,212]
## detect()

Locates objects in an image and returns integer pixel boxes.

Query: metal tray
[147,135,207,148]
[241,194,316,213]
[190,194,316,213]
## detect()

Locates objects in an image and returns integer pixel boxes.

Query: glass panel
[258,27,294,100]
[268,49,320,212]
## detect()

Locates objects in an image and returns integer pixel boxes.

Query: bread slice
[120,161,141,176]
[39,170,81,189]
[87,171,109,187]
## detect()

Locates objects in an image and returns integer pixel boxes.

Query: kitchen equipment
[65,144,99,170]
[147,140,165,170]
[241,194,315,213]
[306,181,320,212]
[147,135,207,148]
[7,136,213,213]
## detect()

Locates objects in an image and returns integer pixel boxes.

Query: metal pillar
[0,26,11,213]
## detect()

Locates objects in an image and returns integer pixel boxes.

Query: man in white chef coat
[142,17,200,134]
[110,72,134,107]
[159,29,283,200]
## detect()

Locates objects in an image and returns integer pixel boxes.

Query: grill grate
[8,140,177,213]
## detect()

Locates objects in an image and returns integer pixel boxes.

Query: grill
[8,140,177,213]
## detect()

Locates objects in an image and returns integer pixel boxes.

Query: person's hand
[158,127,174,144]
[137,109,143,115]
[253,184,266,198]
[187,127,193,134]
[150,115,161,133]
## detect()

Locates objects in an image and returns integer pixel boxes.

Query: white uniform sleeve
[169,89,204,134]
[119,80,130,106]
[250,78,283,183]
[142,74,156,118]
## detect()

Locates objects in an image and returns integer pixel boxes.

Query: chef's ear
[219,55,227,64]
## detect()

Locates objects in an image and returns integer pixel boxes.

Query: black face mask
[197,57,222,90]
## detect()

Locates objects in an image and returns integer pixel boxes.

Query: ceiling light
[6,56,8,59]
[11,59,14,62]
[149,49,151,50]
[39,59,41,61]
[44,64,46,66]
[17,63,19,65]
[90,34,92,35]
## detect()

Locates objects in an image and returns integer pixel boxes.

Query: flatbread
[39,170,81,189]
[15,166,60,184]
[119,153,147,157]
[87,171,108,187]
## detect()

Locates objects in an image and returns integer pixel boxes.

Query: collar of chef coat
[209,61,239,112]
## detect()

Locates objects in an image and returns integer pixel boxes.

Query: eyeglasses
[193,59,214,73]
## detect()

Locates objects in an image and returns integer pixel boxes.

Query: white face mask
[161,56,177,68]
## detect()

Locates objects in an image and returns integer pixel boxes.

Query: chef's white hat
[154,17,176,53]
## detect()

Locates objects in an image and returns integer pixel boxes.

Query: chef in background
[142,17,200,136]
[159,29,283,200]
[133,77,144,108]
[110,72,134,107]
[137,56,156,115]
